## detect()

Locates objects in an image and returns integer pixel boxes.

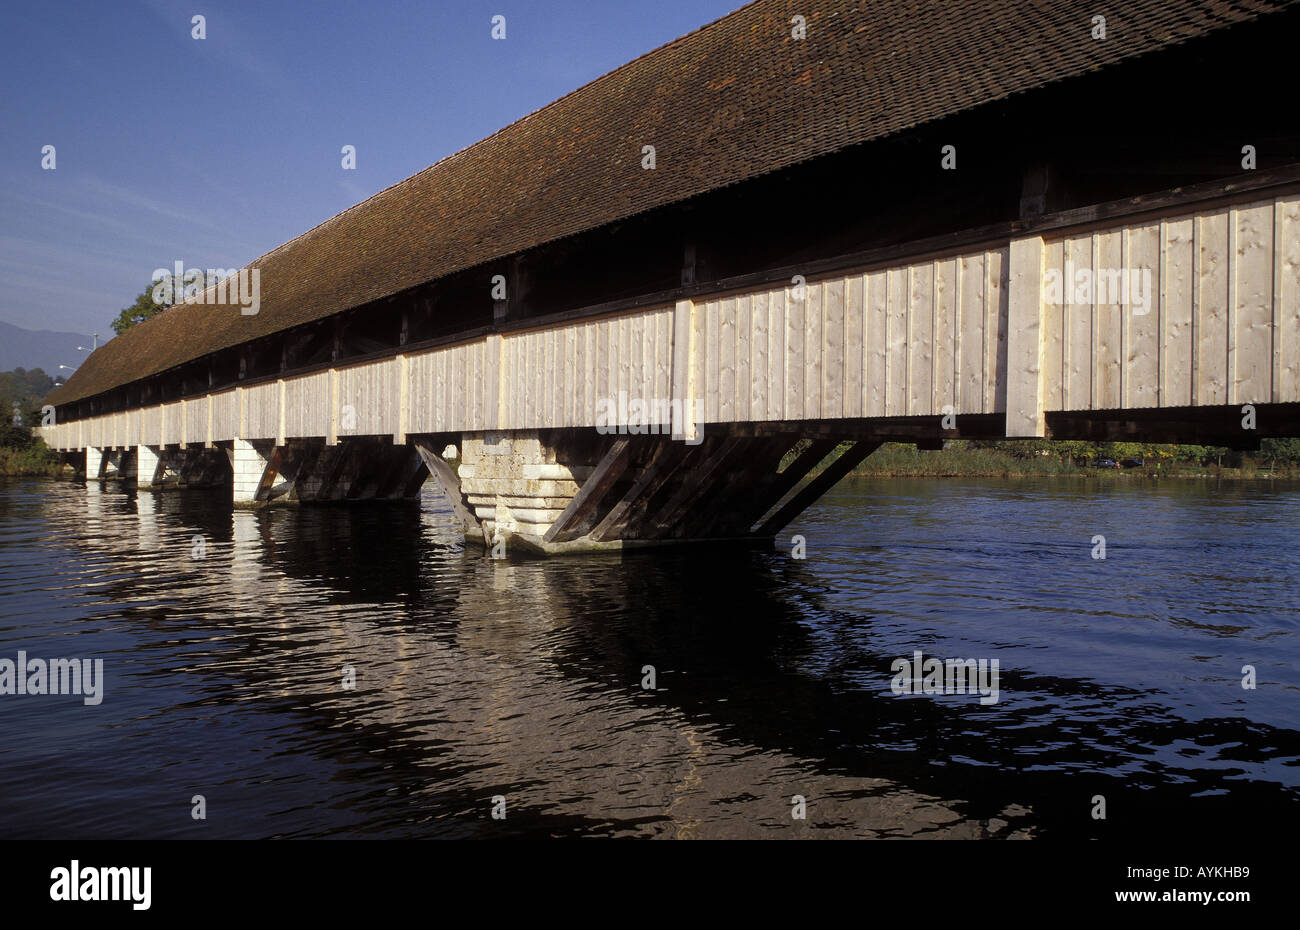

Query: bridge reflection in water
[7,476,1286,839]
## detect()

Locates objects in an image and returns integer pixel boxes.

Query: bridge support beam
[443,428,881,555]
[229,438,426,507]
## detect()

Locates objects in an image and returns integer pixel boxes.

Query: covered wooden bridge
[42,0,1300,553]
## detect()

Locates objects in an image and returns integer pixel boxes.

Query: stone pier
[85,446,134,481]
[417,429,882,555]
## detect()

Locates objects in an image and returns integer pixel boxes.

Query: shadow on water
[2,476,1297,838]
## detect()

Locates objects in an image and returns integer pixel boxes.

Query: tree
[0,367,56,449]
[1261,438,1300,468]
[111,281,172,335]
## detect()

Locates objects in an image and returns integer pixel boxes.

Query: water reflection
[0,475,1297,838]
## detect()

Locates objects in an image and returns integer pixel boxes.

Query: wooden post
[394,355,409,444]
[485,334,503,431]
[544,438,633,543]
[277,378,287,446]
[412,439,478,531]
[327,368,339,446]
[1006,235,1046,437]
[756,440,882,537]
[670,298,697,442]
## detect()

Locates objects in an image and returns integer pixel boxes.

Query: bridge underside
[75,429,889,554]
[74,399,1300,555]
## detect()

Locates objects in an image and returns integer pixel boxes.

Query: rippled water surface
[1,476,1297,838]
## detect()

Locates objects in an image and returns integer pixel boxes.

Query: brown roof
[50,0,1296,405]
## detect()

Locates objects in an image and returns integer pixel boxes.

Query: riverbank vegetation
[0,368,64,477]
[843,438,1300,479]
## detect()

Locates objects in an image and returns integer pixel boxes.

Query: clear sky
[0,0,744,341]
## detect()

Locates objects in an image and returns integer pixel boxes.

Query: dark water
[0,475,1297,839]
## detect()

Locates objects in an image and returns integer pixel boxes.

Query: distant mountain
[0,320,94,380]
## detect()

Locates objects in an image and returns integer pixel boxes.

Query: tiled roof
[50,0,1296,405]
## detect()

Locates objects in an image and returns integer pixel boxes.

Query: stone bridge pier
[423,428,883,555]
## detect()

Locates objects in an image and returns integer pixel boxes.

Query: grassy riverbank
[842,440,1300,479]
[0,444,64,476]
[0,428,63,477]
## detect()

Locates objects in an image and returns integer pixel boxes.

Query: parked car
[1095,458,1120,469]
[1120,457,1145,468]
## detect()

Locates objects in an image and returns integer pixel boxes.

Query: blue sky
[0,0,743,341]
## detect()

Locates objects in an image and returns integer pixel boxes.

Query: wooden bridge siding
[496,307,674,432]
[336,359,392,438]
[285,372,330,438]
[1036,195,1300,415]
[40,193,1300,453]
[240,381,277,440]
[211,391,236,443]
[694,246,1009,425]
[164,402,183,446]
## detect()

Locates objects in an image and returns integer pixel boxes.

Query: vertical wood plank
[934,258,957,415]
[886,268,908,416]
[1161,217,1195,407]
[785,284,805,420]
[618,315,632,417]
[1196,209,1230,405]
[719,296,736,421]
[735,295,751,422]
[596,321,610,425]
[1040,241,1065,413]
[629,316,643,414]
[803,281,823,419]
[1095,230,1124,409]
[660,309,674,407]
[1279,196,1300,403]
[866,271,888,417]
[700,300,716,422]
[486,335,502,430]
[1005,236,1045,436]
[751,292,769,421]
[1128,222,1161,408]
[823,277,845,419]
[671,300,691,439]
[1233,201,1273,405]
[452,346,466,431]
[692,298,708,427]
[574,325,588,427]
[844,274,864,418]
[768,288,785,420]
[907,263,934,416]
[958,254,985,413]
[987,249,1009,412]
[1065,235,1093,409]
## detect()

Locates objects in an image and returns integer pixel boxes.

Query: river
[1,475,1297,838]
